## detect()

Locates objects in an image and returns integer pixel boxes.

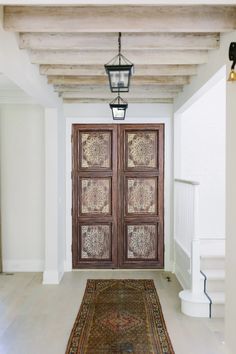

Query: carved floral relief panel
[80,178,111,215]
[81,224,111,259]
[80,131,111,169]
[127,224,157,259]
[127,178,157,214]
[126,131,157,169]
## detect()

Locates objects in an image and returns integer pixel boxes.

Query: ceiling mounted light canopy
[228,42,236,82]
[105,32,134,92]
[109,94,128,120]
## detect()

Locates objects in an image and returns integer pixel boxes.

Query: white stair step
[208,292,225,305]
[200,269,225,293]
[202,269,225,280]
[201,254,225,259]
[200,256,225,270]
[209,292,225,318]
[200,239,225,257]
[200,270,225,292]
[211,304,225,318]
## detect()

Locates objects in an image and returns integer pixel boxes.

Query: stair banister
[174,178,200,294]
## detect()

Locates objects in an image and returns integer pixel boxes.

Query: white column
[225,53,236,353]
[43,107,65,284]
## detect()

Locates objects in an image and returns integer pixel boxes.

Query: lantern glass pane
[112,107,126,119]
[109,69,130,92]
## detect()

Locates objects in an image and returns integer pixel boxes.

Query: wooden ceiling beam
[48,75,190,86]
[63,98,173,104]
[54,85,183,100]
[40,64,198,77]
[19,32,220,50]
[54,84,183,93]
[61,91,178,99]
[31,49,208,65]
[4,6,236,33]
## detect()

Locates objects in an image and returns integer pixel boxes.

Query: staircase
[177,235,226,318]
[175,178,225,318]
[200,254,225,318]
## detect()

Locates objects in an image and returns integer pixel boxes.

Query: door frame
[65,116,173,272]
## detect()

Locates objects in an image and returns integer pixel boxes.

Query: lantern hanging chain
[105,31,132,66]
[118,32,121,66]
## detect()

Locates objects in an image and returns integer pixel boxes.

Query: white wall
[0,104,45,271]
[0,6,65,280]
[175,76,226,238]
[225,57,236,354]
[64,103,174,271]
[173,30,236,354]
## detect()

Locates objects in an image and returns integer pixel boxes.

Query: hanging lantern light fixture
[109,93,128,120]
[105,32,134,92]
[228,42,236,82]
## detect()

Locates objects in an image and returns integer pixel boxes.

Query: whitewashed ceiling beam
[60,93,178,100]
[63,98,173,104]
[40,64,198,77]
[4,6,236,33]
[19,32,220,50]
[30,49,208,65]
[55,84,182,93]
[48,75,190,86]
[61,91,178,99]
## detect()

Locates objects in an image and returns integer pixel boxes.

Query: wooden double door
[72,124,164,269]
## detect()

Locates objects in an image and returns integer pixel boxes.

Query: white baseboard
[175,263,191,290]
[164,259,174,272]
[174,240,191,290]
[64,260,72,272]
[2,259,44,272]
[43,270,64,284]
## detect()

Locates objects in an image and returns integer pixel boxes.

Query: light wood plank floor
[0,271,225,354]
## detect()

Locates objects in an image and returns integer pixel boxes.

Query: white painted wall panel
[0,104,45,271]
[175,77,226,239]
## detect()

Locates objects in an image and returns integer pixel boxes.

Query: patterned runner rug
[66,279,175,354]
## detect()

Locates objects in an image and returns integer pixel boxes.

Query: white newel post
[177,179,209,317]
[191,183,200,295]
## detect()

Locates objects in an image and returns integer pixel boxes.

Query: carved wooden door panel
[72,124,164,269]
[118,125,164,268]
[72,125,118,268]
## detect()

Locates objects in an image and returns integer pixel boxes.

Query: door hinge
[71,134,73,143]
[71,171,73,179]
[71,244,73,252]
[71,208,73,216]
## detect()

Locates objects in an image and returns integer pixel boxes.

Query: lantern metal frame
[109,94,128,120]
[228,42,236,82]
[105,32,134,92]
